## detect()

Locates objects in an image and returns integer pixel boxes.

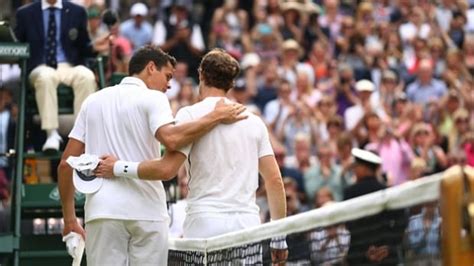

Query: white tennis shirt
[69,77,174,223]
[176,97,274,215]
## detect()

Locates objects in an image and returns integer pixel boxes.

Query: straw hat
[280,1,305,13]
[305,2,321,15]
[281,39,303,57]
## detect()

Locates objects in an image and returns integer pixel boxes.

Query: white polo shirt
[69,77,174,223]
[176,97,274,215]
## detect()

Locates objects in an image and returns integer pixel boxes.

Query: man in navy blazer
[15,0,107,152]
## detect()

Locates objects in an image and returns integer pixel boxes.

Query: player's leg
[85,219,129,265]
[128,220,169,265]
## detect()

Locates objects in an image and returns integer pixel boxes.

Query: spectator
[303,2,326,58]
[86,4,107,42]
[304,145,344,203]
[405,201,441,265]
[336,132,355,187]
[410,123,448,176]
[250,23,282,64]
[462,132,474,167]
[153,0,205,82]
[279,1,304,43]
[406,59,448,107]
[166,62,190,100]
[292,71,321,108]
[120,3,153,51]
[264,79,293,134]
[310,201,350,265]
[15,0,107,152]
[409,157,428,180]
[448,108,472,153]
[345,79,387,132]
[105,12,133,78]
[278,101,317,156]
[211,0,249,44]
[253,63,279,113]
[441,49,471,89]
[170,78,197,115]
[284,132,317,174]
[313,95,338,144]
[273,144,306,201]
[307,39,332,85]
[333,63,357,117]
[318,0,343,51]
[278,39,315,87]
[0,89,16,180]
[325,115,345,155]
[365,125,414,186]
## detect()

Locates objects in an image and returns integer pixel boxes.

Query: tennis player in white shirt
[96,48,288,264]
[59,45,247,265]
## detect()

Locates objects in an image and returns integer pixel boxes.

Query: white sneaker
[42,134,62,152]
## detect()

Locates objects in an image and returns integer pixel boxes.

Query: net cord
[169,173,442,253]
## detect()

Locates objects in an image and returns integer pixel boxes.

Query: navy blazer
[15,1,94,73]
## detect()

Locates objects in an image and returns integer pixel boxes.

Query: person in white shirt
[58,45,246,265]
[96,48,288,265]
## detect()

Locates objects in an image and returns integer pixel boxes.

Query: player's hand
[214,98,248,124]
[94,155,118,178]
[62,218,85,240]
[271,248,288,266]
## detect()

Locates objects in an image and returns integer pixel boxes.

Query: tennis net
[168,173,443,265]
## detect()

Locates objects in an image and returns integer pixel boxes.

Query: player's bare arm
[58,138,86,239]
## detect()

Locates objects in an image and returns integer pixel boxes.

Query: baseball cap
[130,3,148,17]
[352,148,382,165]
[67,154,103,194]
[355,79,375,92]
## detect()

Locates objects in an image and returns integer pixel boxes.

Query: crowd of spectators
[1,0,474,263]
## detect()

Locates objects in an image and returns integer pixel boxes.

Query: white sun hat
[67,154,103,194]
[351,148,382,165]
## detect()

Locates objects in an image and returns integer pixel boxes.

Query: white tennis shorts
[85,219,168,266]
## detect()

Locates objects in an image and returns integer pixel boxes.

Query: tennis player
[58,45,246,265]
[96,48,288,264]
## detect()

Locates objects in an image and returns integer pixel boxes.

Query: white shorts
[183,212,260,238]
[85,219,168,266]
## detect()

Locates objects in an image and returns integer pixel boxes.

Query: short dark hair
[128,45,177,75]
[199,48,240,92]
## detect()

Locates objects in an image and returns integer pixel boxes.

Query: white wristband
[113,160,139,179]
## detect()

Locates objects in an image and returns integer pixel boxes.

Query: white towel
[62,232,85,266]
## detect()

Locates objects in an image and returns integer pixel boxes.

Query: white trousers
[85,219,169,266]
[29,63,97,130]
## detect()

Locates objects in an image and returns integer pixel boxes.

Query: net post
[441,165,474,265]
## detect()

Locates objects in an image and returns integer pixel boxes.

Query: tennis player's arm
[259,155,287,220]
[58,138,85,229]
[156,99,247,151]
[101,151,187,181]
[137,151,187,180]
